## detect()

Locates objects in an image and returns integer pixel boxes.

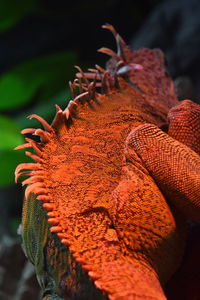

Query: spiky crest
[14,25,151,299]
[15,24,133,185]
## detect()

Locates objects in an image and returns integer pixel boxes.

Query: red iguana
[15,24,200,299]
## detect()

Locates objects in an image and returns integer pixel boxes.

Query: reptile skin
[15,25,200,299]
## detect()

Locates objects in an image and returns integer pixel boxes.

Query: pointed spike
[37,195,52,202]
[25,138,43,156]
[57,232,67,239]
[28,114,53,133]
[87,82,93,100]
[21,128,36,134]
[101,72,109,94]
[64,108,70,120]
[88,68,98,73]
[14,143,32,151]
[69,80,76,98]
[55,104,62,112]
[31,170,47,177]
[47,212,56,217]
[50,226,62,233]
[94,280,104,291]
[33,187,48,196]
[76,71,101,81]
[25,151,44,163]
[88,271,99,280]
[25,183,46,199]
[87,69,101,79]
[82,264,92,272]
[102,23,130,63]
[63,92,89,120]
[77,77,83,94]
[98,47,121,61]
[28,181,46,189]
[15,163,40,180]
[88,76,97,100]
[15,171,32,183]
[116,60,125,69]
[48,218,59,225]
[64,100,78,120]
[22,175,43,186]
[51,106,66,129]
[107,73,114,90]
[95,64,106,74]
[43,203,54,211]
[76,82,88,91]
[75,65,90,86]
[25,184,35,199]
[72,253,79,259]
[69,246,76,253]
[34,129,50,143]
[73,79,79,97]
[102,23,117,37]
[67,100,78,113]
[75,257,85,264]
[61,239,70,246]
[17,170,46,183]
[74,91,89,103]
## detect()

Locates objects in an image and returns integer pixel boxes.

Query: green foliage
[0,115,23,149]
[0,12,78,186]
[0,52,77,110]
[0,114,29,185]
[0,0,38,32]
[0,38,77,186]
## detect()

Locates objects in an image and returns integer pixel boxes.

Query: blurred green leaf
[0,51,77,110]
[0,114,28,186]
[0,149,30,186]
[0,0,38,32]
[0,115,23,149]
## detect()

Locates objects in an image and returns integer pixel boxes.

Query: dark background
[0,0,200,299]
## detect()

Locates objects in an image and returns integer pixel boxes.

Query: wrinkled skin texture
[15,25,200,299]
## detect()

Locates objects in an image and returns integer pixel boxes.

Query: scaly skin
[15,25,200,299]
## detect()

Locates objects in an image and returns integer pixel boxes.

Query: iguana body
[15,25,200,299]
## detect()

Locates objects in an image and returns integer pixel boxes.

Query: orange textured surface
[15,25,200,299]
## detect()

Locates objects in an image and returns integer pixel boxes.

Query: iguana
[15,24,200,300]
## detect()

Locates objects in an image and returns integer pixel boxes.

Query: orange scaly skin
[15,25,200,299]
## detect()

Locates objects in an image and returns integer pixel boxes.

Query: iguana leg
[125,99,200,221]
[109,157,186,292]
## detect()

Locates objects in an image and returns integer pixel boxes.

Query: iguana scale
[15,25,200,299]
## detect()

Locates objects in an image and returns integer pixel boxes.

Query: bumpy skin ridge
[15,25,200,299]
[127,122,200,221]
